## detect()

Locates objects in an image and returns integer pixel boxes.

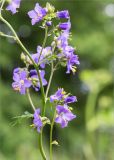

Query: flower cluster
[12,68,47,94]
[1,1,80,159]
[9,2,79,134]
[6,2,80,73]
[27,3,80,74]
[55,28,80,74]
[32,88,77,132]
[50,88,77,104]
[50,88,77,128]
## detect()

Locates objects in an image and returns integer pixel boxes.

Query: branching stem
[0,15,47,160]
[0,0,5,13]
[0,31,16,40]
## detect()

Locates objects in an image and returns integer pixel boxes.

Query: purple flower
[50,88,65,102]
[12,68,31,94]
[6,0,21,14]
[32,46,52,68]
[57,10,69,19]
[59,21,71,31]
[30,69,47,91]
[66,52,80,74]
[13,67,20,74]
[33,108,43,133]
[64,45,75,54]
[64,96,77,104]
[57,31,69,50]
[50,88,77,104]
[57,44,80,74]
[31,46,42,64]
[55,105,76,128]
[28,3,47,25]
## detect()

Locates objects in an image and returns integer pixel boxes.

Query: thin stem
[45,44,56,100]
[50,109,56,160]
[45,62,54,99]
[85,90,98,158]
[44,44,56,115]
[27,89,36,111]
[0,31,16,40]
[0,16,35,65]
[39,129,46,160]
[38,26,48,63]
[0,0,5,13]
[42,63,55,116]
[36,68,46,106]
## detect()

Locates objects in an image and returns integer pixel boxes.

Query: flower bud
[46,21,52,26]
[46,2,55,13]
[21,52,26,61]
[59,21,71,31]
[20,52,32,65]
[57,10,69,19]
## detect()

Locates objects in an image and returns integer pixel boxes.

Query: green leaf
[11,111,33,126]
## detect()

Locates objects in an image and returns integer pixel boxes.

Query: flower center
[20,80,24,85]
[14,86,20,92]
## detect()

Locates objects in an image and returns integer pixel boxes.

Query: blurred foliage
[0,0,114,160]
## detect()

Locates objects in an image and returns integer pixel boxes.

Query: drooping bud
[46,21,52,26]
[57,10,70,19]
[59,21,71,31]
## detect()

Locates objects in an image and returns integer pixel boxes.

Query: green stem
[44,44,56,115]
[49,109,56,160]
[0,31,16,39]
[85,90,98,159]
[0,16,35,65]
[39,129,46,160]
[36,67,46,107]
[45,44,56,100]
[0,0,5,13]
[0,15,46,160]
[27,89,36,111]
[42,63,54,117]
[38,26,48,63]
[45,62,54,100]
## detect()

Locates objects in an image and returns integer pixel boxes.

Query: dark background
[0,0,114,160]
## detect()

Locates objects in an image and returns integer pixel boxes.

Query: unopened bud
[46,2,55,13]
[21,52,26,61]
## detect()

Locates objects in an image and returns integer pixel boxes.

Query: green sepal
[41,117,51,126]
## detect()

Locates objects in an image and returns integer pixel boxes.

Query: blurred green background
[0,0,114,160]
